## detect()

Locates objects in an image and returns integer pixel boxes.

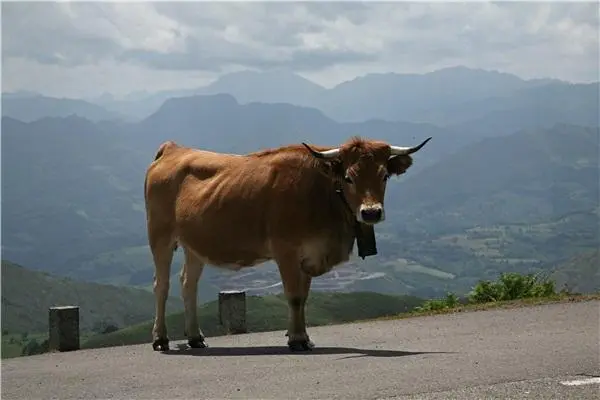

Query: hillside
[82,292,424,349]
[0,260,183,335]
[549,250,600,294]
[388,124,599,233]
[447,83,600,137]
[1,116,146,276]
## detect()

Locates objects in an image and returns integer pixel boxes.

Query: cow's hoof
[288,339,315,352]
[188,337,207,349]
[152,338,169,351]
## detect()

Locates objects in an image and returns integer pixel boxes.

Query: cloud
[1,1,598,97]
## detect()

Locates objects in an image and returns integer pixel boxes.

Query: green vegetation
[468,272,555,303]
[1,332,49,359]
[415,272,558,312]
[414,293,461,312]
[373,208,600,298]
[373,275,600,322]
[82,272,595,352]
[4,270,598,359]
[1,260,183,336]
[1,331,102,360]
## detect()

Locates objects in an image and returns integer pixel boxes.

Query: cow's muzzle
[357,203,385,224]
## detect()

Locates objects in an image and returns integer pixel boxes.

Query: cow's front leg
[180,248,207,349]
[287,293,314,351]
[276,257,314,351]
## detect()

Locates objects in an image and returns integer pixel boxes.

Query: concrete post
[218,290,247,334]
[48,306,80,352]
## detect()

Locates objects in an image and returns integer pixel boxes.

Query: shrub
[415,292,460,312]
[413,272,559,313]
[21,338,49,356]
[468,272,556,304]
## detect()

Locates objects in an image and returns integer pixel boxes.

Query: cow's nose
[360,207,382,223]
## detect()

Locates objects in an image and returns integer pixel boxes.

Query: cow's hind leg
[180,247,207,349]
[150,237,175,351]
[276,257,314,352]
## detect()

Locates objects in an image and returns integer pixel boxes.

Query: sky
[2,1,599,99]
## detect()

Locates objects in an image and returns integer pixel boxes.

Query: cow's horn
[389,137,432,156]
[302,143,340,159]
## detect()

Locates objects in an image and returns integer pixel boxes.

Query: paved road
[3,300,599,399]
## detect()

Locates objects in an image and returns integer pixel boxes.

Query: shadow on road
[163,344,452,359]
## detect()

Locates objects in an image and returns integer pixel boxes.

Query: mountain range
[2,65,598,303]
[3,66,591,125]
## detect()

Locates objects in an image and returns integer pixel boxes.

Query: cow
[143,135,431,352]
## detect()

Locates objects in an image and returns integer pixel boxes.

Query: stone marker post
[48,306,80,352]
[218,290,247,334]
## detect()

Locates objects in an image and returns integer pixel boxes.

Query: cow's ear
[387,155,413,176]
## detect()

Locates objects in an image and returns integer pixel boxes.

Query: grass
[367,292,600,323]
[1,260,183,335]
[1,333,47,359]
[365,270,600,322]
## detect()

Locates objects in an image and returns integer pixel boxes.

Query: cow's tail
[144,141,176,207]
[145,141,180,255]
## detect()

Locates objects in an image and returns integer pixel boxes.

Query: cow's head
[303,137,431,225]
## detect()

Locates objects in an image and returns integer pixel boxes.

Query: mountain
[0,260,183,335]
[387,124,599,233]
[89,66,575,124]
[2,90,42,99]
[312,66,555,123]
[1,116,145,275]
[130,93,451,166]
[549,250,600,294]
[93,69,325,121]
[91,88,205,121]
[1,95,129,123]
[447,83,600,136]
[199,69,326,105]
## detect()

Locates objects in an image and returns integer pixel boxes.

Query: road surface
[2,300,599,399]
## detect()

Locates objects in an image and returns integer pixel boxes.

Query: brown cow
[143,136,431,352]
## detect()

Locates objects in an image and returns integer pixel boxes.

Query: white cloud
[1,1,598,97]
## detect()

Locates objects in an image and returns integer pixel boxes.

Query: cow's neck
[334,184,378,260]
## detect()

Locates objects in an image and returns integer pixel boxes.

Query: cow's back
[144,142,244,247]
